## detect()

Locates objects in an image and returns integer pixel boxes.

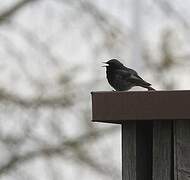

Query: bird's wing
[116,69,131,79]
[117,69,151,86]
[129,74,151,86]
[125,68,144,80]
[127,68,152,86]
[125,68,138,75]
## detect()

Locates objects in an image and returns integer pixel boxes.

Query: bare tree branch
[155,0,190,29]
[0,0,40,24]
[0,89,74,108]
[0,127,118,176]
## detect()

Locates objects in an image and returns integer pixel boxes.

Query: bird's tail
[147,86,156,91]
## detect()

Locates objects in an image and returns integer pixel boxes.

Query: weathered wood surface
[122,120,190,180]
[136,121,152,180]
[91,92,190,180]
[91,91,190,123]
[122,122,136,180]
[153,121,173,180]
[175,120,190,180]
[122,121,152,180]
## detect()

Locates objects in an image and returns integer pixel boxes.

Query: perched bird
[102,59,155,91]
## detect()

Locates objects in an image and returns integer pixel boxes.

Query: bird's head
[102,59,124,69]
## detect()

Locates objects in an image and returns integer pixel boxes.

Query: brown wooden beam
[91,91,190,123]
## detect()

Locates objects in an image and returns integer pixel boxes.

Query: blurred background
[0,0,190,179]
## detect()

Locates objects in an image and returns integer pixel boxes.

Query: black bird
[103,59,155,91]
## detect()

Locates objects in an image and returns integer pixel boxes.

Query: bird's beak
[102,62,108,67]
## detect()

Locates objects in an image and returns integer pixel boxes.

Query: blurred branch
[143,30,177,90]
[155,0,190,29]
[0,126,118,176]
[0,89,73,108]
[75,149,120,179]
[13,23,62,67]
[59,0,129,44]
[0,0,39,24]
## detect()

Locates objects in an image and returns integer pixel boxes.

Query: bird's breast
[106,69,133,91]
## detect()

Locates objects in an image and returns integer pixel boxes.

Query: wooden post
[122,121,153,180]
[91,91,190,180]
[153,121,173,180]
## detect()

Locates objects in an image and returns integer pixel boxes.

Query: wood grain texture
[153,121,173,180]
[122,122,136,180]
[136,121,153,180]
[175,120,190,180]
[122,121,152,180]
[91,91,190,123]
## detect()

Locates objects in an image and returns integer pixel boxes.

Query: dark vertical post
[175,120,190,180]
[153,121,173,180]
[122,122,136,180]
[122,121,153,180]
[136,121,153,180]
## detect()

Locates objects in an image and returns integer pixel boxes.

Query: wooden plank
[91,91,190,123]
[136,121,153,180]
[153,121,173,180]
[122,121,152,180]
[122,122,136,180]
[175,120,190,180]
